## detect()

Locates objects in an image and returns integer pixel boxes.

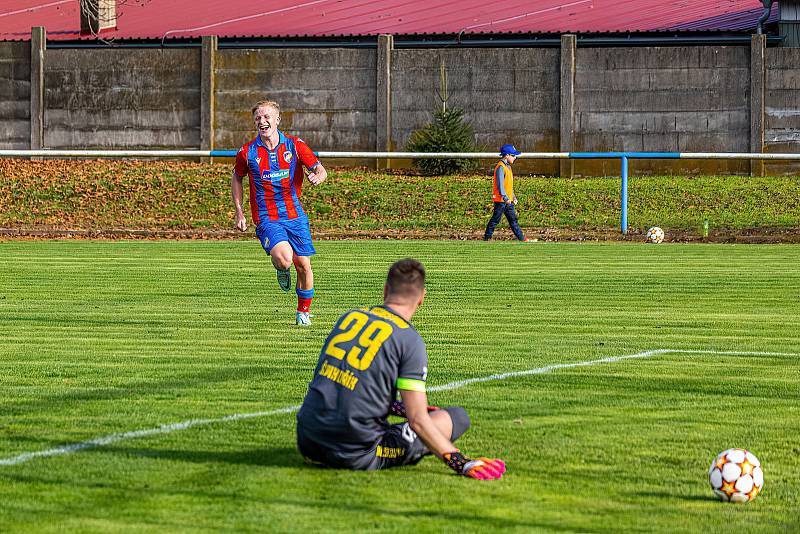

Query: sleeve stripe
[396,378,426,392]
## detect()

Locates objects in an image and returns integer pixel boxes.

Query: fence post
[201,35,217,163]
[376,34,393,171]
[750,34,766,177]
[560,34,576,178]
[621,156,628,234]
[30,26,45,152]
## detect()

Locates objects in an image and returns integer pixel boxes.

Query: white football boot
[296,311,312,326]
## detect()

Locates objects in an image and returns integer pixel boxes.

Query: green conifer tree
[406,107,479,175]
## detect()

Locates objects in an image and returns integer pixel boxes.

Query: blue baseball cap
[500,143,522,157]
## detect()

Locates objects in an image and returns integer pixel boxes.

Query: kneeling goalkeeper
[296,258,505,479]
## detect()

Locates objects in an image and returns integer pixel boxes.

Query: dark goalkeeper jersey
[296,305,428,454]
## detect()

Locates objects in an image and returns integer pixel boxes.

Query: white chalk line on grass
[1,348,797,467]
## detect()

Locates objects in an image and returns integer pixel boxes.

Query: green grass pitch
[1,240,799,532]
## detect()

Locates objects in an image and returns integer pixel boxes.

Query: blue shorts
[256,217,316,256]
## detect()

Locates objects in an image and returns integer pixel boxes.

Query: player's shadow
[633,490,718,502]
[109,446,304,467]
[7,364,287,415]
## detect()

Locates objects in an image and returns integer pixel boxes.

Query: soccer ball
[646,226,664,243]
[708,448,763,503]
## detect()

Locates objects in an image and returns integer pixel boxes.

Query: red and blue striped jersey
[234,131,320,223]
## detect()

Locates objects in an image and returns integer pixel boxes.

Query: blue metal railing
[567,152,682,233]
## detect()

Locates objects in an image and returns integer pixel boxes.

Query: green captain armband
[396,378,425,392]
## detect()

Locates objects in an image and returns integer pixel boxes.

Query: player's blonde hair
[251,100,280,116]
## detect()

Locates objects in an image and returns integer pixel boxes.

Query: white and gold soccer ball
[646,226,665,244]
[708,448,763,503]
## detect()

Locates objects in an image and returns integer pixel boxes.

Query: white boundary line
[429,348,800,393]
[2,348,797,467]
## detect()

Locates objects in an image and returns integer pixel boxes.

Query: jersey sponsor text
[319,360,359,391]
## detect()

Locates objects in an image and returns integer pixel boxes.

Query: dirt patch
[2,225,799,243]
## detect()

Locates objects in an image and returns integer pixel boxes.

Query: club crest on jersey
[283,151,293,163]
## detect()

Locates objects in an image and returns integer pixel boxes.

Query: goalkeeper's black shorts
[297,406,469,471]
[297,420,429,470]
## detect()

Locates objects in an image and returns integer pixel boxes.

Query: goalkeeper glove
[389,400,441,418]
[443,451,506,480]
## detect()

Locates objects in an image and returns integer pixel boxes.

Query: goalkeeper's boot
[296,311,312,326]
[276,268,291,292]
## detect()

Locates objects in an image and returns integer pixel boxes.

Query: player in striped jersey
[231,100,328,326]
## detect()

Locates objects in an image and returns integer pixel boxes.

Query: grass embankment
[1,159,799,239]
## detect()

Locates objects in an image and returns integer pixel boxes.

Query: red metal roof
[0,0,779,42]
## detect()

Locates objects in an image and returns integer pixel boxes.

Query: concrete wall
[43,48,200,148]
[575,46,751,175]
[765,47,800,173]
[0,42,30,150]
[3,33,800,175]
[214,48,376,158]
[391,48,560,174]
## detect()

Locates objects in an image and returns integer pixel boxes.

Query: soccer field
[1,240,799,533]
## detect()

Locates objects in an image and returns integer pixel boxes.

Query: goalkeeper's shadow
[110,445,304,467]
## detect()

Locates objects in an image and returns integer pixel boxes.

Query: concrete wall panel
[391,48,560,157]
[575,46,750,174]
[0,42,30,149]
[214,48,376,151]
[43,48,200,148]
[764,48,800,173]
